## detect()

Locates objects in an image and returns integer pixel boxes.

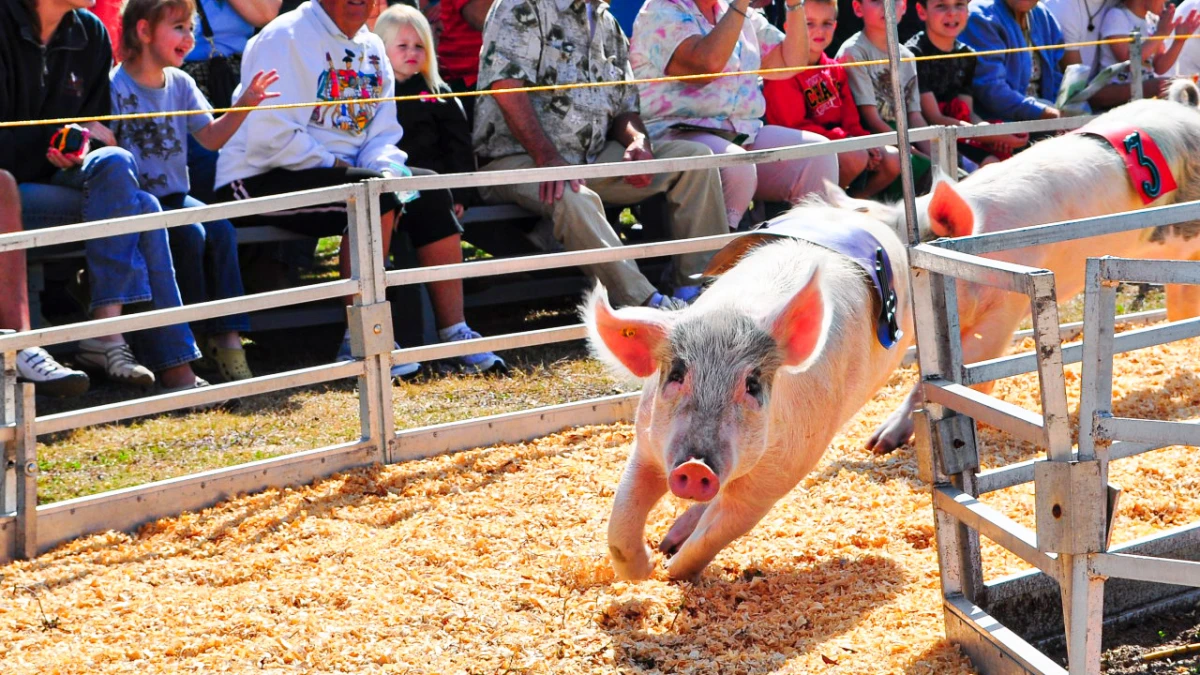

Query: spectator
[959,0,1067,120]
[0,170,91,397]
[1,0,207,393]
[837,0,930,144]
[630,0,837,231]
[474,0,728,309]
[112,0,283,382]
[905,0,1027,168]
[833,0,923,51]
[1173,0,1200,77]
[435,0,493,124]
[375,4,475,214]
[1097,0,1200,80]
[1042,0,1173,109]
[764,0,901,198]
[371,4,506,373]
[180,0,282,206]
[92,0,124,55]
[215,0,503,377]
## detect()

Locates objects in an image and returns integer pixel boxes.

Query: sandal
[205,338,253,382]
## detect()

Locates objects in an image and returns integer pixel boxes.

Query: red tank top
[436,0,484,86]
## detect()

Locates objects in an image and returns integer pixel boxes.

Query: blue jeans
[17,147,200,371]
[159,193,251,335]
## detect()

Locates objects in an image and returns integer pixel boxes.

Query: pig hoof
[659,503,708,557]
[609,544,653,580]
[866,414,914,455]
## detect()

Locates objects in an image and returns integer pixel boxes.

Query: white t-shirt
[1171,0,1200,77]
[1043,0,1121,73]
[1098,6,1157,72]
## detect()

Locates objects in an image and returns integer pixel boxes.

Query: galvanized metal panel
[25,440,377,560]
[15,384,36,560]
[1101,257,1200,286]
[1096,415,1200,445]
[910,245,1042,291]
[392,325,590,365]
[934,486,1060,581]
[392,392,641,462]
[1034,461,1106,555]
[1090,552,1200,587]
[1060,554,1105,675]
[924,379,1046,445]
[944,594,1069,675]
[1078,259,1117,461]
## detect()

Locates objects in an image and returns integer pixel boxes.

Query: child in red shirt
[764,0,899,198]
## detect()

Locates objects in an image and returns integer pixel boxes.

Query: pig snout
[668,459,720,502]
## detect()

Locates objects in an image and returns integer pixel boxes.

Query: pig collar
[1072,122,1177,205]
[701,217,903,349]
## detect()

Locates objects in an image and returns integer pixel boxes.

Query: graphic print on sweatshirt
[311,48,385,135]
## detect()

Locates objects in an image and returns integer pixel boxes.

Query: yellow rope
[0,33,1192,129]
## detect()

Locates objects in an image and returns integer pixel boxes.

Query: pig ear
[583,284,672,379]
[926,179,975,239]
[823,179,859,210]
[766,265,829,370]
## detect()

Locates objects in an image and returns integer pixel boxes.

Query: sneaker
[336,330,421,380]
[440,325,508,375]
[76,339,155,387]
[16,347,90,397]
[645,292,689,312]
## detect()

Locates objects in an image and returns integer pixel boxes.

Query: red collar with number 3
[1074,122,1178,205]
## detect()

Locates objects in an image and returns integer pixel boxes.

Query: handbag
[194,0,241,109]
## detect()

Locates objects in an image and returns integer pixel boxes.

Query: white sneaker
[76,339,155,387]
[16,347,90,397]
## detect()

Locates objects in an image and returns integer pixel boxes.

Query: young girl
[371,5,506,375]
[1100,0,1200,80]
[112,0,278,383]
[764,0,901,198]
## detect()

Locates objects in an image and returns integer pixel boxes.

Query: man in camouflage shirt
[473,0,727,308]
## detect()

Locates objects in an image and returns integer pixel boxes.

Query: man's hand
[622,136,655,188]
[865,146,883,172]
[537,156,584,204]
[1038,106,1062,120]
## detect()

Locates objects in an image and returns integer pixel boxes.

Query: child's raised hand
[236,70,281,108]
[1157,4,1177,34]
[1175,9,1200,36]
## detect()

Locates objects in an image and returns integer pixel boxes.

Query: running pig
[586,201,914,580]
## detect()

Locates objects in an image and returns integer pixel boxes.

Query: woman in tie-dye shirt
[630,0,837,229]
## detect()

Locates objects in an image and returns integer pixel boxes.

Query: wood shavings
[3,326,1200,674]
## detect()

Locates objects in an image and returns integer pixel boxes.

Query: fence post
[932,126,959,183]
[345,182,397,466]
[1,330,15,515]
[882,0,920,245]
[15,383,37,559]
[1130,32,1143,101]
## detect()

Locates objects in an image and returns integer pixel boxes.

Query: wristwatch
[786,0,804,10]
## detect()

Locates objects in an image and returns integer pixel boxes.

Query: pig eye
[666,360,687,385]
[745,370,763,401]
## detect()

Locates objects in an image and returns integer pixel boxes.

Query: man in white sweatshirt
[215,0,504,377]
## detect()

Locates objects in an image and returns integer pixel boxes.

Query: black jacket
[0,3,113,183]
[395,77,477,205]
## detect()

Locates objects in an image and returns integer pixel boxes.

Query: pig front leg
[865,384,920,454]
[659,503,708,557]
[608,455,668,580]
[665,496,775,580]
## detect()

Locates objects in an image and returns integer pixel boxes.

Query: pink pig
[859,86,1200,454]
[586,204,914,580]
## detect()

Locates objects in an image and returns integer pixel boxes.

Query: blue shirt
[110,66,213,197]
[960,0,1065,121]
[186,0,255,61]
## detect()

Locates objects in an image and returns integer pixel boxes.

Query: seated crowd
[1,0,1196,400]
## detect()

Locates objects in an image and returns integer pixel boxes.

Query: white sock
[438,322,468,341]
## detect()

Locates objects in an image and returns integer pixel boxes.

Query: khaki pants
[478,140,727,307]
